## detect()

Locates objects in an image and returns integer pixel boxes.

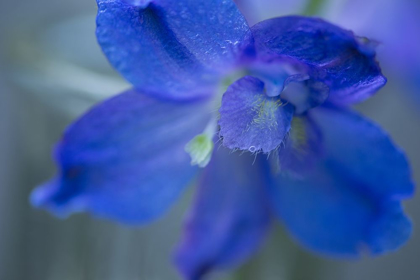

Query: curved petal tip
[30,179,86,219]
[30,184,51,208]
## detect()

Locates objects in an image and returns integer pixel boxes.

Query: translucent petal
[31,89,212,224]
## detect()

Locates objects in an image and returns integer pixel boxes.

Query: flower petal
[251,16,386,105]
[311,106,414,199]
[219,76,295,153]
[31,89,212,224]
[278,115,323,175]
[96,0,253,100]
[269,166,412,256]
[268,106,414,256]
[175,148,271,279]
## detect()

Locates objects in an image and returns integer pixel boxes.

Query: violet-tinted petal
[219,76,294,153]
[31,89,212,224]
[175,148,271,279]
[96,0,253,100]
[251,16,386,105]
[319,52,387,105]
[268,106,413,256]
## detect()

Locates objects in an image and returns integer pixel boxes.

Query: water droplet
[248,146,257,153]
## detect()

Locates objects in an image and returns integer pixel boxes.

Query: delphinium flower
[31,0,415,279]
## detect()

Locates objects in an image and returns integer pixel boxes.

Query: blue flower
[31,0,414,279]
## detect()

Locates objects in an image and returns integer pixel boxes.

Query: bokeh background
[0,0,419,279]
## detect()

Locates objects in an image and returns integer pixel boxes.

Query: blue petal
[31,89,212,224]
[278,115,323,175]
[311,106,414,199]
[269,166,412,256]
[175,148,271,279]
[96,0,252,100]
[219,76,295,153]
[368,201,412,255]
[251,16,386,105]
[268,106,414,256]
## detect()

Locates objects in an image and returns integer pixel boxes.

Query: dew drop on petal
[248,146,257,153]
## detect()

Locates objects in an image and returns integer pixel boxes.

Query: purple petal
[175,148,271,279]
[31,89,212,224]
[219,76,295,153]
[251,16,386,105]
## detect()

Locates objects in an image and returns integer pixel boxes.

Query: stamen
[289,117,309,159]
[249,95,285,130]
[185,116,217,168]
